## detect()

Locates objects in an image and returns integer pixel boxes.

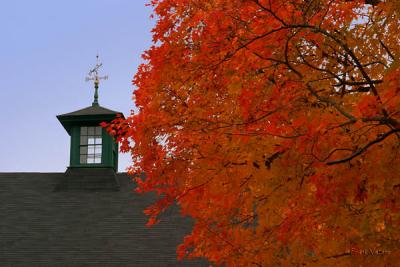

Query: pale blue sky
[0,0,153,172]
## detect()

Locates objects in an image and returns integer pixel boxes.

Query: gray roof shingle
[0,173,207,267]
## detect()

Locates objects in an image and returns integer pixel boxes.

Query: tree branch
[327,128,400,165]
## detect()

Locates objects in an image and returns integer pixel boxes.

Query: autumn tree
[106,0,400,265]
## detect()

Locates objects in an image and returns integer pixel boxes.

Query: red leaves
[238,88,255,118]
[145,216,160,227]
[112,0,400,265]
[354,179,368,203]
[357,95,380,117]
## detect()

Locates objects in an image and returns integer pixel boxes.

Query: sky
[0,0,154,172]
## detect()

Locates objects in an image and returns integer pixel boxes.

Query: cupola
[57,105,123,170]
[55,56,124,191]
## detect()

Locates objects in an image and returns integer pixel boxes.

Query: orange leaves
[110,0,400,265]
[357,95,380,117]
[145,216,160,227]
[238,88,255,120]
[380,68,400,117]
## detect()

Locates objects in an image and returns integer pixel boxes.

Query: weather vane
[86,54,108,106]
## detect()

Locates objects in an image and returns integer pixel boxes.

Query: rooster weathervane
[86,54,108,106]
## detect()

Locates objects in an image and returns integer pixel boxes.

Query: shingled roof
[0,172,207,266]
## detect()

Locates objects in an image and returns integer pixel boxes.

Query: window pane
[87,155,95,163]
[95,145,102,154]
[95,154,102,161]
[88,145,95,154]
[88,127,95,135]
[95,138,102,145]
[80,146,87,155]
[80,126,87,135]
[94,158,101,164]
[95,126,102,135]
[80,155,87,164]
[88,137,95,145]
[80,136,88,145]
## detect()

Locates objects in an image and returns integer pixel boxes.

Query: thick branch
[307,84,357,122]
[327,128,400,165]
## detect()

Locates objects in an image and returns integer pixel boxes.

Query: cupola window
[80,126,102,164]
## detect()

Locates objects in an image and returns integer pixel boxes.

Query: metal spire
[85,54,108,106]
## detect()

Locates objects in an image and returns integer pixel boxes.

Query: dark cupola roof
[57,105,124,134]
[58,104,122,117]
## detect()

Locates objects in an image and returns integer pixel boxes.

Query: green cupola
[57,104,123,171]
[55,56,124,191]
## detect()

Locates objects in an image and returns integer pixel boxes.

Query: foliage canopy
[106,0,400,265]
